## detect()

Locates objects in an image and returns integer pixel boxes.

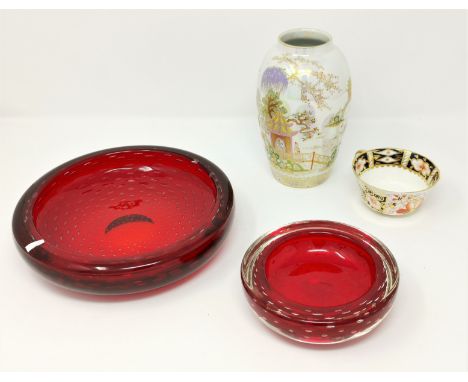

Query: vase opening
[279,29,331,48]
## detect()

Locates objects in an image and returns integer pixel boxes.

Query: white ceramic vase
[257,28,351,187]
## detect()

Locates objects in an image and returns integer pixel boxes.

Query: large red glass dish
[13,146,233,295]
[241,221,399,344]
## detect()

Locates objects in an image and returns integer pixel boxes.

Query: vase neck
[278,28,334,55]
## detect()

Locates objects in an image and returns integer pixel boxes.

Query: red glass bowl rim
[12,145,234,275]
[241,220,399,324]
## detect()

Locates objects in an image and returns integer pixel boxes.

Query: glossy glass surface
[241,221,399,344]
[265,233,376,307]
[13,146,234,295]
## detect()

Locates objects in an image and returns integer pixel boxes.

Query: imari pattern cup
[353,148,440,216]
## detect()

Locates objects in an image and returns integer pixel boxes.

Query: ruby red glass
[13,146,234,295]
[241,221,399,344]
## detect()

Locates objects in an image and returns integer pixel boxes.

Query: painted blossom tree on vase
[273,54,341,110]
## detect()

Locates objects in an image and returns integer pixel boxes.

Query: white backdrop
[0,10,467,372]
[0,10,465,118]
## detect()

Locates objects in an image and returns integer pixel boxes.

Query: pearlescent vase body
[257,29,351,187]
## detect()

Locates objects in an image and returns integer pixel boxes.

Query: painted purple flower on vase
[261,67,288,92]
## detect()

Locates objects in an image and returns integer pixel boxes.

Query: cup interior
[353,148,440,193]
[360,166,428,193]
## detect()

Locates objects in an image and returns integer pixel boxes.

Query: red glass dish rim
[241,220,399,324]
[12,146,234,275]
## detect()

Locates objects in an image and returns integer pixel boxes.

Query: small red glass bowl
[241,221,399,345]
[13,146,234,295]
